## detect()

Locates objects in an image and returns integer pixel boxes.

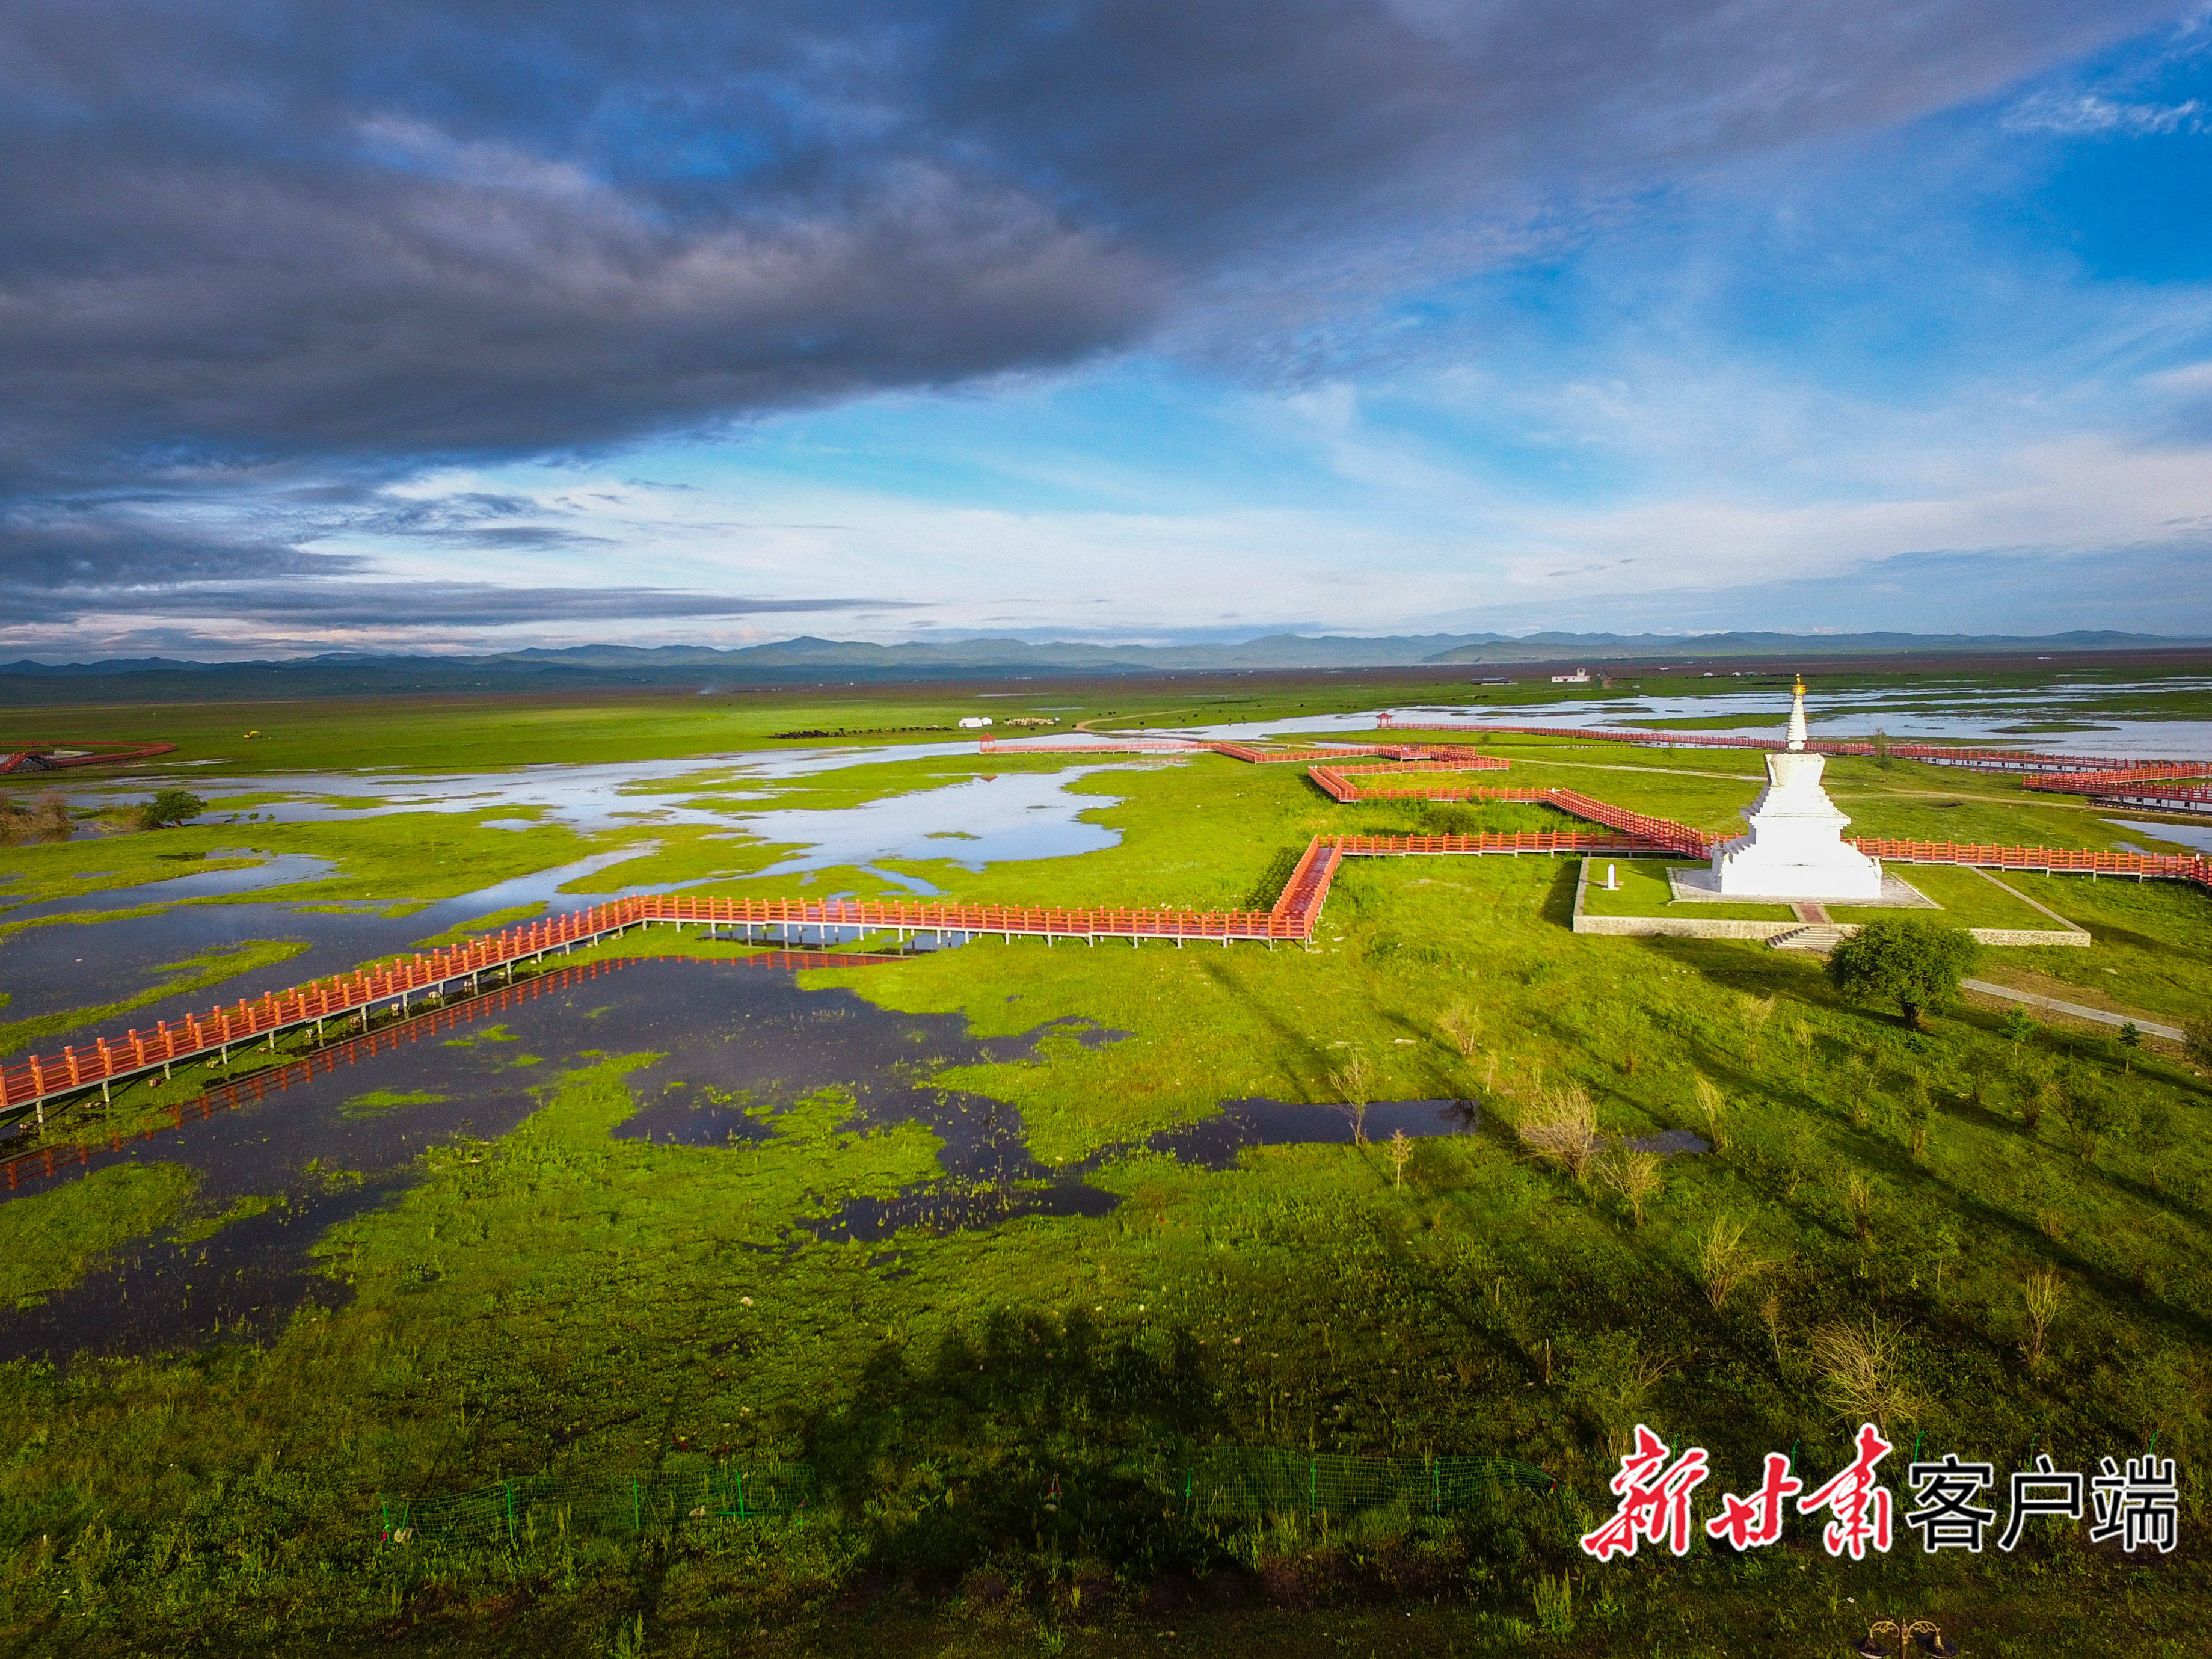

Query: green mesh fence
[1179,1448,1555,1519]
[378,1462,816,1543]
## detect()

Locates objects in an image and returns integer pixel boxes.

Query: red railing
[2076,780,2212,808]
[1851,839,2212,885]
[20,719,2210,1115]
[2021,765,2212,804]
[0,740,177,775]
[1214,743,1483,765]
[1538,789,1716,856]
[1272,837,1342,923]
[3,959,619,1187]
[1306,757,1517,801]
[1377,719,2212,807]
[1326,831,1653,857]
[979,735,1200,754]
[3,884,1330,1110]
[1383,722,2162,772]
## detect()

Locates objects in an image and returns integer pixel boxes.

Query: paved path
[1962,979,2185,1042]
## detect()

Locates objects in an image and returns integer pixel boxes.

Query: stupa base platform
[1667,867,1936,908]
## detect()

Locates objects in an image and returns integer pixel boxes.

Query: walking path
[1961,980,2185,1044]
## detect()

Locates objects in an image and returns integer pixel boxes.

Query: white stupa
[1707,678,1885,901]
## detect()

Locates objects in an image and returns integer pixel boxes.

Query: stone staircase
[1769,923,1847,952]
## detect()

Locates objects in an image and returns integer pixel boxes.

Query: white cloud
[2002,91,2206,134]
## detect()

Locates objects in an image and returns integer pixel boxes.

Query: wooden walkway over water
[11,730,2212,1119]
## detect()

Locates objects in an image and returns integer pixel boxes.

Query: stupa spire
[1786,674,1808,752]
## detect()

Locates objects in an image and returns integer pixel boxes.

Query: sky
[4,0,2211,659]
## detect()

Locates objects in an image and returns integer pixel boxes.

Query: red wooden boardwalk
[0,740,177,774]
[1371,717,2212,804]
[13,725,2212,1118]
[1306,757,1513,800]
[977,735,1202,754]
[1372,716,2144,771]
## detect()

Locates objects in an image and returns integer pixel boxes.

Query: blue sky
[4,1,2208,655]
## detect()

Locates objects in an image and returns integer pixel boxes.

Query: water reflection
[1141,1097,1481,1169]
[2104,818,2212,855]
[0,960,1516,1359]
[49,740,990,833]
[1161,679,2212,759]
[0,848,656,1046]
[0,852,337,920]
[735,766,1130,879]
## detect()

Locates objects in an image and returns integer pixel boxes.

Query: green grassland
[4,678,2212,1653]
[0,1162,197,1307]
[10,653,2208,779]
[1577,860,1795,921]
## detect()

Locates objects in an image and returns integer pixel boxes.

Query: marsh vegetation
[2,670,2211,1655]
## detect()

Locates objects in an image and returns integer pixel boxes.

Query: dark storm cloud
[0,0,2180,619]
[0,506,363,592]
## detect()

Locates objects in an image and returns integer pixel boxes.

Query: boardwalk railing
[1326,831,1654,857]
[0,740,177,775]
[1851,839,2212,883]
[978,735,1201,754]
[2020,763,2212,810]
[16,728,2212,1121]
[1378,721,2187,774]
[3,959,630,1187]
[4,885,1325,1115]
[2072,780,2212,811]
[1214,743,1488,765]
[1305,758,1514,801]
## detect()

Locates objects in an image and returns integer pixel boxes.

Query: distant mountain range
[0,629,2197,704]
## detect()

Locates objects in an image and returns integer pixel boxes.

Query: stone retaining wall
[1570,913,2087,946]
[1571,860,2089,946]
[1571,914,1804,940]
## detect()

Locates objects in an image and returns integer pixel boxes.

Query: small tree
[1810,1318,1919,1434]
[1698,1214,1770,1310]
[1825,917,1978,1028]
[1387,1127,1413,1189]
[1437,1002,1482,1060]
[2186,1019,2212,1071]
[1330,1051,1373,1145]
[2056,1074,2119,1163]
[1516,1084,1599,1181]
[2021,1269,2063,1373]
[2002,1006,2038,1050]
[1599,1147,1662,1225]
[138,788,207,830]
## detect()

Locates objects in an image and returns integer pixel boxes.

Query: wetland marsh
[4,666,2212,1657]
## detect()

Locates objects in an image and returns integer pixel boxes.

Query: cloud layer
[0,0,2187,644]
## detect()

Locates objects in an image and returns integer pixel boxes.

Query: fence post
[505,1480,515,1545]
